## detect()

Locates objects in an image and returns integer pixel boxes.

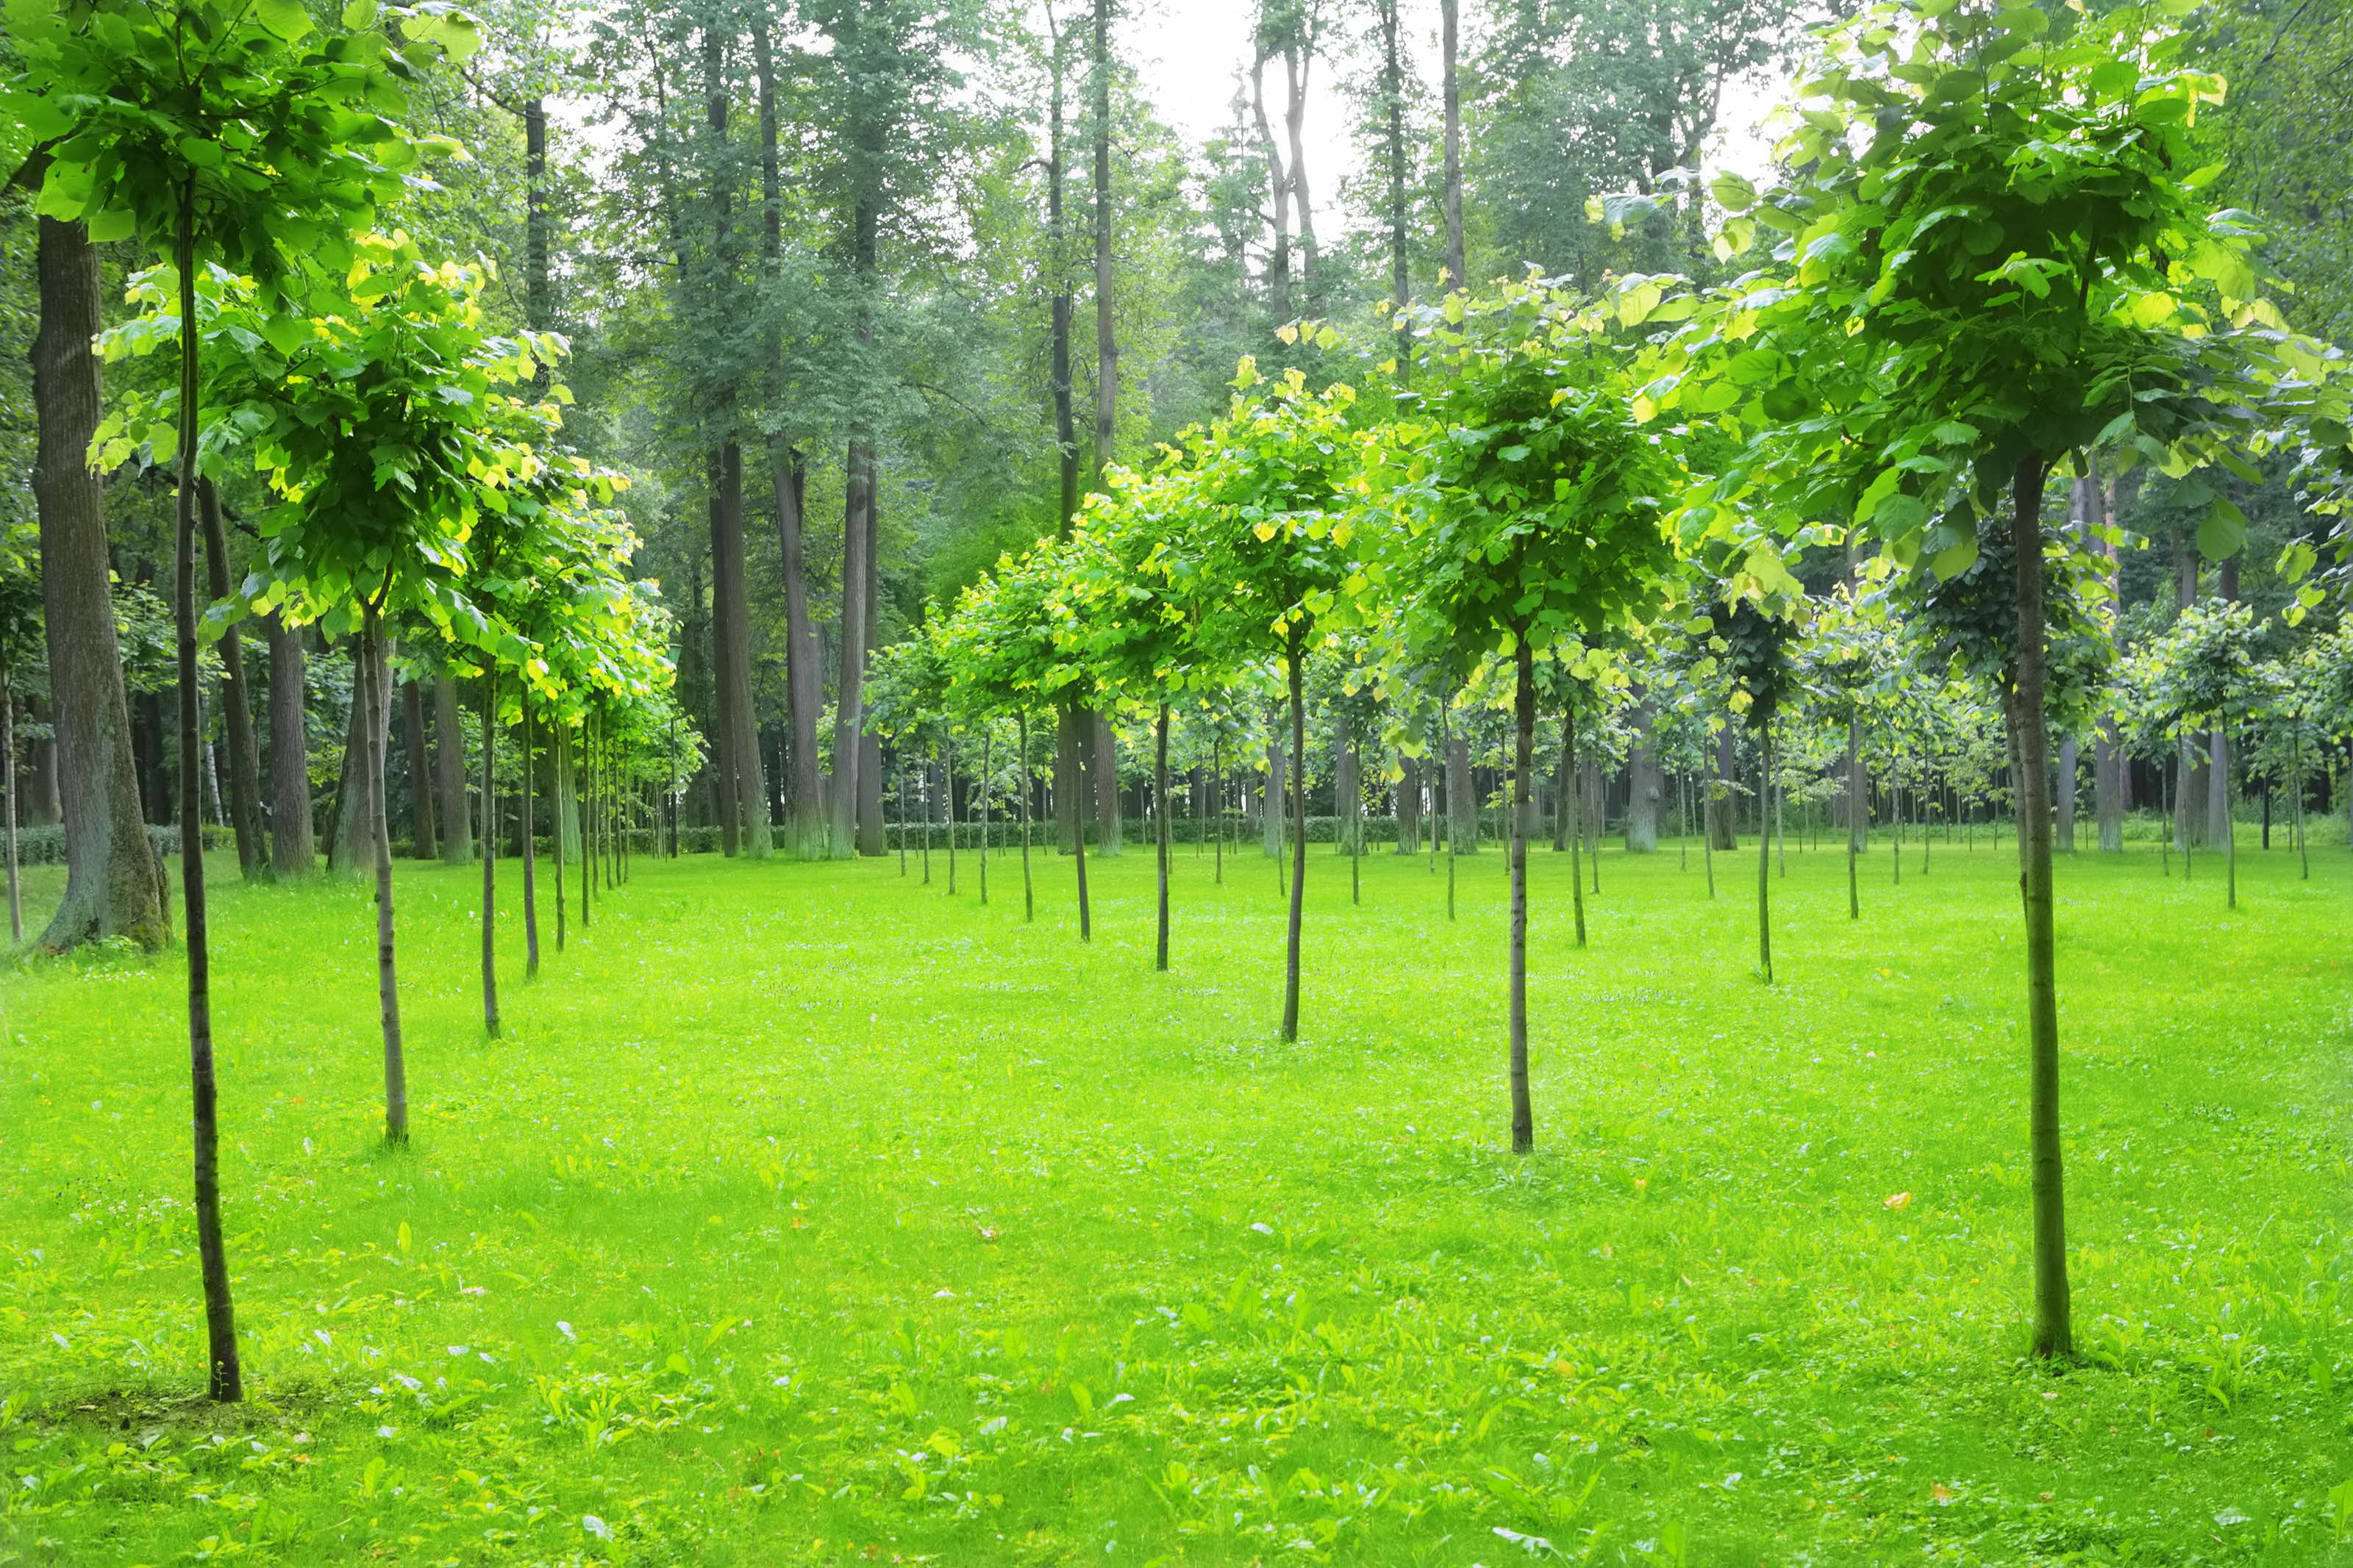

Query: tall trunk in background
[829,444,873,854]
[1507,642,1535,1152]
[401,679,438,860]
[524,96,552,352]
[1624,696,1660,851]
[1249,50,1296,325]
[2079,473,2125,851]
[1377,0,1410,339]
[32,209,168,950]
[198,482,265,878]
[1279,34,1318,314]
[2055,735,2077,853]
[2172,531,2208,848]
[857,493,885,853]
[265,614,314,876]
[329,642,395,876]
[709,443,771,855]
[1087,0,1125,860]
[24,698,60,826]
[1396,753,1421,853]
[1707,726,1739,849]
[1440,0,1465,288]
[2006,454,2073,1359]
[1043,12,1090,855]
[751,21,823,854]
[1446,728,1476,853]
[433,670,471,864]
[1263,724,1286,859]
[2207,555,2238,848]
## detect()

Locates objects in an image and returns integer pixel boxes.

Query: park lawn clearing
[1,837,2349,1565]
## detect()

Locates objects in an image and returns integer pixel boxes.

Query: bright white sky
[1124,0,1784,229]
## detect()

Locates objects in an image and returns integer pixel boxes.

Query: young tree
[1652,0,2307,1353]
[1374,277,1681,1150]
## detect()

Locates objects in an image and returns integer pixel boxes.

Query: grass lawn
[1,828,2349,1566]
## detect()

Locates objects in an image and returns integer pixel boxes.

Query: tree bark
[361,612,407,1148]
[198,482,266,878]
[1508,643,1534,1152]
[32,212,168,950]
[480,672,500,1037]
[434,670,472,864]
[4,665,18,943]
[1154,704,1171,971]
[1708,726,1739,849]
[401,678,438,860]
[829,446,873,856]
[2006,454,2073,1359]
[1282,639,1309,1042]
[1624,697,1660,851]
[172,204,243,1399]
[1440,0,1465,288]
[1263,724,1285,859]
[709,442,771,856]
[1396,752,1420,853]
[263,615,314,876]
[330,641,396,876]
[2055,734,2077,853]
[1756,725,1774,982]
[1446,728,1477,854]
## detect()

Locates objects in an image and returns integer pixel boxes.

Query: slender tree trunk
[3,665,18,945]
[173,204,242,1400]
[360,610,407,1148]
[946,738,957,895]
[552,723,567,953]
[32,208,168,949]
[2006,454,2073,1359]
[1756,726,1774,983]
[829,446,872,856]
[1155,704,1171,970]
[522,701,539,978]
[1019,711,1035,921]
[2055,734,2077,853]
[1508,642,1534,1153]
[1072,717,1092,940]
[1440,0,1465,288]
[1282,638,1309,1042]
[979,730,991,903]
[479,673,499,1037]
[1566,718,1587,946]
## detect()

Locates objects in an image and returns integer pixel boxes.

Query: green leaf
[343,0,379,25]
[178,135,226,171]
[2196,499,2246,562]
[85,205,136,243]
[254,0,313,38]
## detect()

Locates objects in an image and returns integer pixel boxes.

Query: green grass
[2,827,2349,1566]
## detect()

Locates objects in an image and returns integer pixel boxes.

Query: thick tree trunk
[1091,713,1122,856]
[1624,698,1660,852]
[198,482,266,878]
[1707,727,1739,849]
[708,442,771,856]
[434,670,472,864]
[329,638,395,878]
[1395,753,1421,854]
[1446,730,1476,854]
[32,212,168,951]
[263,615,314,876]
[1507,643,1534,1152]
[2006,454,2073,1359]
[401,678,438,859]
[1263,727,1285,859]
[857,510,885,855]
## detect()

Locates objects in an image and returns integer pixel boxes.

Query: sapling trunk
[2161,757,2172,876]
[176,203,244,1396]
[1566,720,1587,947]
[1071,708,1091,940]
[4,662,20,945]
[1155,704,1171,972]
[1442,706,1458,921]
[481,671,500,1038]
[1507,643,1535,1153]
[1702,779,1715,899]
[1213,737,1224,886]
[980,730,991,904]
[1281,640,1308,1042]
[2293,734,2308,879]
[2006,454,2074,1360]
[898,751,910,875]
[1678,772,1690,871]
[1756,725,1774,984]
[2224,767,2236,911]
[363,611,407,1150]
[922,753,933,884]
[946,737,957,895]
[522,701,539,979]
[1018,712,1035,922]
[552,723,566,954]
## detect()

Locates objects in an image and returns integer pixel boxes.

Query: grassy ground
[1,823,2349,1567]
